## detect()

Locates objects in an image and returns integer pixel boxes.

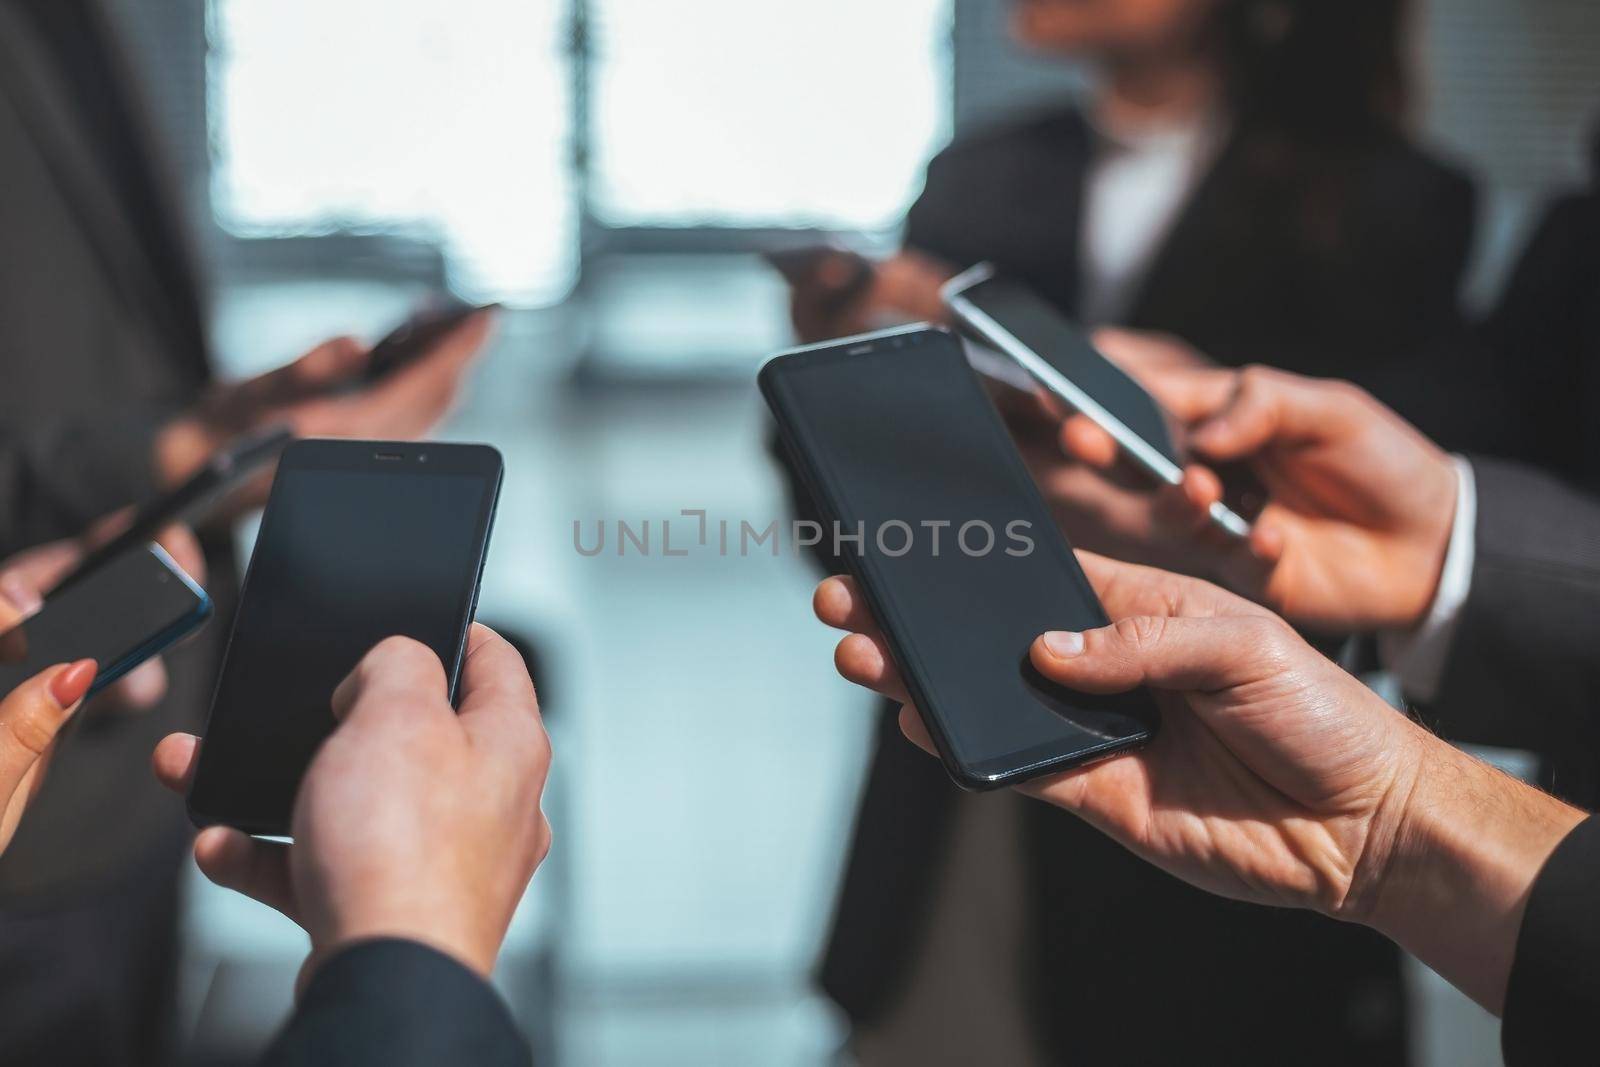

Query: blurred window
[209,0,576,305]
[208,0,951,304]
[587,0,951,230]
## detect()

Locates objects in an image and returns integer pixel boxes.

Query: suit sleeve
[1503,815,1600,1064]
[1428,458,1600,753]
[258,939,531,1067]
[0,416,162,556]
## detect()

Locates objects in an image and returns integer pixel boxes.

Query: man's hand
[0,582,95,851]
[1060,359,1459,631]
[152,624,551,985]
[813,555,1583,1012]
[1001,329,1223,575]
[155,309,495,500]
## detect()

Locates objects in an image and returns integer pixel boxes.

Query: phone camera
[418,453,429,463]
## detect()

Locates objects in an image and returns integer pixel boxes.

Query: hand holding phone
[359,300,499,387]
[943,264,1255,541]
[51,425,293,595]
[187,440,503,835]
[762,325,1157,789]
[0,545,212,701]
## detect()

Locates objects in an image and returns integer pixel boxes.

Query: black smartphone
[362,300,496,385]
[186,439,503,835]
[0,545,212,699]
[761,324,1158,789]
[50,425,294,595]
[943,263,1256,538]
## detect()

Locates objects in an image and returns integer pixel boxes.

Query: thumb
[0,660,96,799]
[1030,614,1280,695]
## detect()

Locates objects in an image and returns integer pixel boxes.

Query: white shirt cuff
[1379,456,1476,703]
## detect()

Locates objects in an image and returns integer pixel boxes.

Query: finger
[1189,367,1367,461]
[834,632,911,705]
[106,659,168,712]
[151,732,201,794]
[1030,614,1280,695]
[812,576,881,636]
[193,826,298,921]
[456,625,548,770]
[0,573,43,621]
[329,636,449,724]
[1074,551,1261,622]
[1058,415,1120,469]
[896,705,938,756]
[0,660,95,800]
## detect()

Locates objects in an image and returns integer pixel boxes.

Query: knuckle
[3,703,62,758]
[1111,614,1167,653]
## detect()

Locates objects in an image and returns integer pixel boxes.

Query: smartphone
[0,545,212,699]
[943,263,1254,539]
[50,425,294,595]
[361,300,496,385]
[761,324,1158,789]
[186,439,503,835]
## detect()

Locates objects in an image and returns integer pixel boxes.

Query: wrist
[1362,738,1582,1012]
[320,893,504,981]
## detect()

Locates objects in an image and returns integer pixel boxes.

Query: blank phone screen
[962,278,1183,463]
[764,331,1156,785]
[190,454,496,833]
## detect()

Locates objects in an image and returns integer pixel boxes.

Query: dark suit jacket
[1482,182,1600,488]
[1426,458,1600,801]
[261,940,531,1067]
[818,109,1478,1064]
[0,0,236,898]
[1504,814,1600,1065]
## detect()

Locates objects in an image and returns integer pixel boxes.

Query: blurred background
[88,0,1600,1063]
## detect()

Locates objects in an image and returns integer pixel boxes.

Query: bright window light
[588,0,951,230]
[209,0,576,306]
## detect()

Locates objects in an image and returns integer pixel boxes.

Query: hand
[152,625,552,985]
[789,251,951,343]
[1003,329,1221,575]
[155,310,495,500]
[0,522,202,712]
[0,586,95,853]
[814,555,1582,1012]
[1063,362,1458,630]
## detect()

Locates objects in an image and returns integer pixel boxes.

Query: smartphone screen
[946,265,1253,537]
[187,440,502,835]
[761,326,1157,788]
[0,546,211,698]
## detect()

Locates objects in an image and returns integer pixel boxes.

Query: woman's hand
[0,584,96,853]
[0,521,204,713]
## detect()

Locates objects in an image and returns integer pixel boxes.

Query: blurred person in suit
[0,2,491,1063]
[784,1,1480,1062]
[152,626,551,1067]
[1481,119,1600,491]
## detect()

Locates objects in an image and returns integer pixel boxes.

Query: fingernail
[1042,631,1085,658]
[0,576,41,616]
[48,659,97,707]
